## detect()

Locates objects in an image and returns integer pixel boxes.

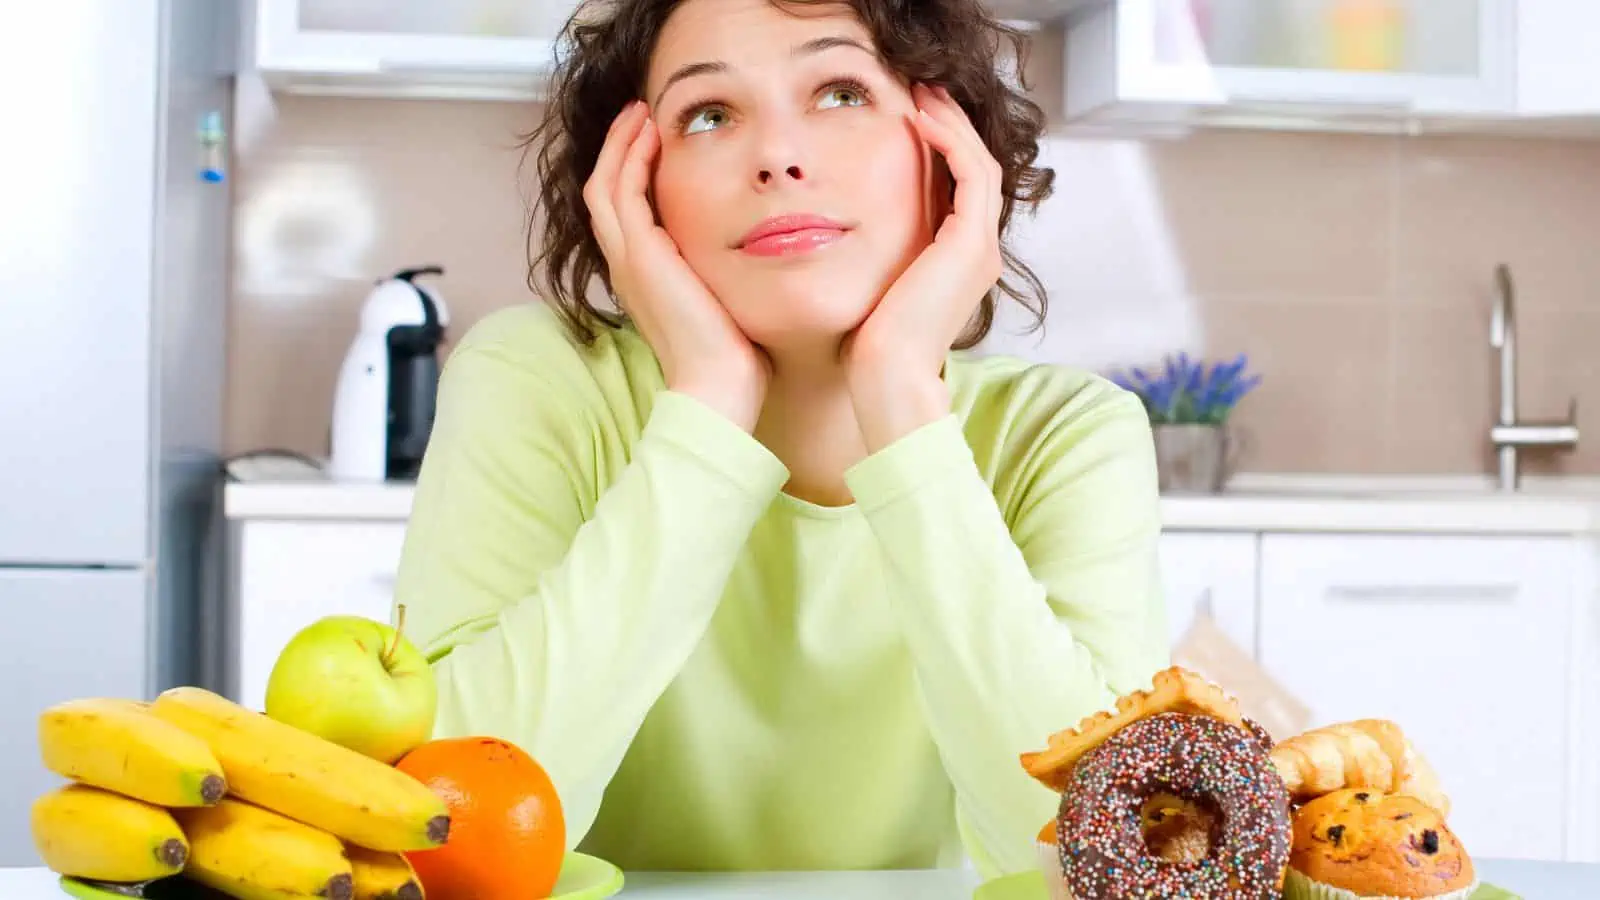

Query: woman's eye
[818,84,867,110]
[684,106,730,135]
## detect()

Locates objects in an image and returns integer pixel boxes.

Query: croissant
[1269,718,1450,816]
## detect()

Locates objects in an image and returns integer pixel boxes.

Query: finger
[589,101,646,207]
[606,98,640,140]
[911,108,992,238]
[924,85,1002,225]
[599,100,647,172]
[923,86,990,169]
[586,102,647,253]
[614,114,663,244]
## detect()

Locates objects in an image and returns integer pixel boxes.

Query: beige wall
[227,75,1600,476]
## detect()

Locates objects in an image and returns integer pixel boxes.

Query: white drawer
[234,520,409,712]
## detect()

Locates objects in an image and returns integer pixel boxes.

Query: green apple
[264,605,436,764]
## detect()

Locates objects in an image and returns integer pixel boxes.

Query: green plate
[59,851,624,900]
[973,870,1521,900]
[551,851,626,899]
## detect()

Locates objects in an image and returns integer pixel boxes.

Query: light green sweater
[392,302,1168,879]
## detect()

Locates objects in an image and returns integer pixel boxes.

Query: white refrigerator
[0,1,236,865]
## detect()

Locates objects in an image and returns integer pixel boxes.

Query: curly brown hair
[521,0,1055,350]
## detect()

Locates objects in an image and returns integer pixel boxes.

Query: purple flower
[1107,352,1262,424]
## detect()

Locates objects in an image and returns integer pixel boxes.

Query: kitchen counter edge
[223,477,1600,536]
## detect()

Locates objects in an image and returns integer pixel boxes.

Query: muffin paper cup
[1036,838,1073,900]
[1284,865,1480,900]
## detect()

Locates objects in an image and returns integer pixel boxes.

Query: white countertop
[224,473,1600,535]
[4,859,1598,899]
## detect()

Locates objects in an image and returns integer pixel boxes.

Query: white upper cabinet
[242,0,1600,128]
[1512,3,1600,116]
[1056,0,1600,134]
[244,0,578,99]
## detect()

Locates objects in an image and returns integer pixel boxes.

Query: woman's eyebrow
[652,34,878,110]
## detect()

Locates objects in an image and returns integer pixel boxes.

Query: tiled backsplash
[227,53,1600,476]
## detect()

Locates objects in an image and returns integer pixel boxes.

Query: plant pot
[1152,423,1235,494]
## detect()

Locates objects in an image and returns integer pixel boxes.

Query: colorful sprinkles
[1056,712,1292,899]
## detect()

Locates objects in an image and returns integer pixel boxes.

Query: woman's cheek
[651,150,691,230]
[837,113,929,212]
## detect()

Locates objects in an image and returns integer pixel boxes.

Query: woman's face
[644,0,939,355]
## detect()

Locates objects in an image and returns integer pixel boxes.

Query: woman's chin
[730,295,875,357]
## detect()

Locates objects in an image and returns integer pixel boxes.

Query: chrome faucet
[1488,263,1579,490]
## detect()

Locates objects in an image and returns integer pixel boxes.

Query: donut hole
[1142,792,1222,863]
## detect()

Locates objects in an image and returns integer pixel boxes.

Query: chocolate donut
[1241,715,1275,752]
[1056,712,1291,899]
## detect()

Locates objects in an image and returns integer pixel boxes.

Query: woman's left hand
[845,82,1004,452]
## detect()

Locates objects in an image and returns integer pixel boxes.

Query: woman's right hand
[584,100,770,432]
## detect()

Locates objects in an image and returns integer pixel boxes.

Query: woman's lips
[736,214,851,257]
[740,227,848,257]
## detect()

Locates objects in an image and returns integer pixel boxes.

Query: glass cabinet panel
[1156,0,1486,77]
[296,0,573,41]
[1099,0,1514,116]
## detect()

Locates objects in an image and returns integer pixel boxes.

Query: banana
[175,796,354,900]
[347,846,423,900]
[149,686,449,852]
[31,783,189,882]
[39,697,226,807]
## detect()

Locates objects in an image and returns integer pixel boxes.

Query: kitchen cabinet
[1510,3,1600,116]
[1257,533,1581,863]
[1056,0,1600,135]
[242,0,1600,131]
[224,497,1599,863]
[1157,531,1258,655]
[0,571,149,866]
[243,0,574,100]
[231,520,408,711]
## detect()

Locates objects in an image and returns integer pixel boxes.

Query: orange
[395,736,566,899]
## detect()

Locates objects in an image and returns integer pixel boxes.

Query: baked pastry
[1285,788,1477,900]
[1036,818,1069,900]
[1022,666,1295,898]
[1142,795,1218,863]
[1052,712,1291,898]
[1271,720,1450,816]
[1021,665,1249,792]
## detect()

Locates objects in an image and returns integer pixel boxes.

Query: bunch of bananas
[32,687,450,900]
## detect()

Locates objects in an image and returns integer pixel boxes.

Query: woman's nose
[750,116,809,189]
[757,164,804,185]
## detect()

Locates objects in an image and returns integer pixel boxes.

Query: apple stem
[382,604,407,670]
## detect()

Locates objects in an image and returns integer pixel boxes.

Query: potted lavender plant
[1109,352,1263,493]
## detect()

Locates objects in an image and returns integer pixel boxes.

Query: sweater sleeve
[392,330,790,848]
[841,383,1168,879]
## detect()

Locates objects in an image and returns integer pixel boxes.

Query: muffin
[1141,793,1219,863]
[1285,788,1477,900]
[1036,818,1069,900]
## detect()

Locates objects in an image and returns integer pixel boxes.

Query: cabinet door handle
[1325,584,1518,603]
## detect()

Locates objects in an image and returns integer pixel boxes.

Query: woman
[392,0,1168,879]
